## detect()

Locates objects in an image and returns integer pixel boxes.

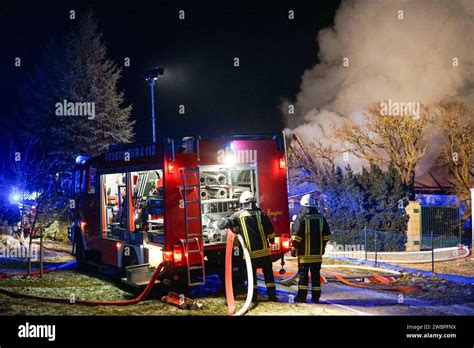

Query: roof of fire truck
[74,134,285,168]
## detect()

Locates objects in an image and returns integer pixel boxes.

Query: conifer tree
[22,11,134,171]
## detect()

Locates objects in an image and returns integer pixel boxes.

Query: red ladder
[180,167,205,286]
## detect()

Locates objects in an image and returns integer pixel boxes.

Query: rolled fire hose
[0,262,166,306]
[200,189,210,200]
[207,187,228,199]
[225,228,253,316]
[206,173,227,185]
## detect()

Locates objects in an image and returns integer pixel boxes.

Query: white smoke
[284,0,474,174]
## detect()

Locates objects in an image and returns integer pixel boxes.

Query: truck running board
[121,263,160,288]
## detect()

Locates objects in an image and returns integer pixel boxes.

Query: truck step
[125,263,156,285]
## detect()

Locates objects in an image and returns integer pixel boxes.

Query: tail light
[173,245,183,265]
[168,161,175,174]
[163,251,173,263]
[279,156,286,169]
[281,234,290,251]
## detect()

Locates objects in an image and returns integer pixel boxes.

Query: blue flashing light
[75,155,89,164]
[9,192,21,204]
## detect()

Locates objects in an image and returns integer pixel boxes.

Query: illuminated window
[130,169,165,245]
[102,172,127,239]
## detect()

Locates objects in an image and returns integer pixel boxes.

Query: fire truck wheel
[74,240,87,269]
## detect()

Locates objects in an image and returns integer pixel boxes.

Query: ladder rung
[186,217,200,220]
[187,200,199,204]
[183,185,198,188]
[188,250,201,254]
[189,282,205,286]
[187,234,201,237]
[189,266,204,270]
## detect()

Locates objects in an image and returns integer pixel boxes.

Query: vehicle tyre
[74,239,87,269]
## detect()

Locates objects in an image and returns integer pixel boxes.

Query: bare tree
[286,132,338,187]
[8,143,69,275]
[335,102,431,189]
[435,99,473,221]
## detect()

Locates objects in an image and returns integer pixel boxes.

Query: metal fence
[420,206,462,249]
[325,228,469,276]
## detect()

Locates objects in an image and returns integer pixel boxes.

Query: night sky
[0,1,340,148]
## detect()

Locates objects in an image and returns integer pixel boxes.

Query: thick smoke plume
[284,0,474,174]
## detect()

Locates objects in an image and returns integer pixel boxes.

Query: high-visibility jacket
[291,208,331,264]
[217,207,275,258]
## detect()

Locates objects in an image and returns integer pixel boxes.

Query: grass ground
[0,240,473,316]
[0,268,352,315]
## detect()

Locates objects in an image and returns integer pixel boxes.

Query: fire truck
[69,135,291,288]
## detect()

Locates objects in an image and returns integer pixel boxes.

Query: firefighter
[215,191,278,302]
[291,194,331,303]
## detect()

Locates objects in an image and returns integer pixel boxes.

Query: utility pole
[149,79,156,143]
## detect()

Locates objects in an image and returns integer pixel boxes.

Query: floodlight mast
[145,68,164,143]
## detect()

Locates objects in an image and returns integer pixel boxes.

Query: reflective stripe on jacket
[217,208,275,258]
[291,209,331,264]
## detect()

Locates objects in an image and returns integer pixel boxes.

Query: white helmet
[239,191,255,204]
[300,194,315,207]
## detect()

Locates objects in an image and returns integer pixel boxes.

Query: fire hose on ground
[225,228,253,316]
[0,261,166,305]
[0,260,77,279]
[261,260,422,293]
[0,241,76,279]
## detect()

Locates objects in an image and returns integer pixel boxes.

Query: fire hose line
[272,266,418,293]
[0,260,77,279]
[264,262,410,291]
[279,263,400,285]
[32,242,74,255]
[332,274,421,293]
[225,228,253,316]
[0,243,75,279]
[0,262,166,306]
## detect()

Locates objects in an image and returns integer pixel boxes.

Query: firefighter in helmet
[215,190,278,302]
[291,194,331,303]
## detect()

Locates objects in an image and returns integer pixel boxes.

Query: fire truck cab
[69,135,291,288]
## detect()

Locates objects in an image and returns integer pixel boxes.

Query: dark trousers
[251,256,276,299]
[297,262,321,301]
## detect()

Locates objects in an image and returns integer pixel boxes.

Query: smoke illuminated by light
[283,0,474,174]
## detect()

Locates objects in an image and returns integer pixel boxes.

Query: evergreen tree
[316,164,410,251]
[21,11,134,171]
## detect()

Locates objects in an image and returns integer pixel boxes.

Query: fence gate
[420,206,461,249]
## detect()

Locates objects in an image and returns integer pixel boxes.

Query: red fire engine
[69,135,291,288]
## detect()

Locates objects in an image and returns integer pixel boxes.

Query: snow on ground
[1,242,473,316]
